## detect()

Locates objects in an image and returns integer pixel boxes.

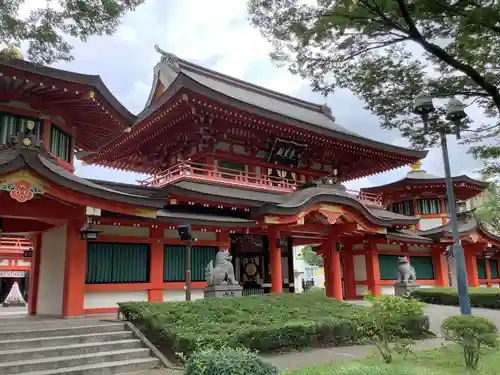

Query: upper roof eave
[418,210,500,244]
[172,75,428,160]
[0,59,136,123]
[362,174,489,193]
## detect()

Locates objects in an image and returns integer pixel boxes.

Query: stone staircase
[0,317,161,374]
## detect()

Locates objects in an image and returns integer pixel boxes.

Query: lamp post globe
[445,98,467,139]
[412,92,436,134]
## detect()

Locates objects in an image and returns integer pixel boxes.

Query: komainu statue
[396,257,416,284]
[205,249,238,286]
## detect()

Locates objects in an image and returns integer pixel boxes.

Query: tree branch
[396,0,500,113]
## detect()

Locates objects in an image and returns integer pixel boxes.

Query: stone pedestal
[204,284,243,299]
[394,282,420,296]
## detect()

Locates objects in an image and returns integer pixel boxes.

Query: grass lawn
[286,345,500,375]
[118,291,429,357]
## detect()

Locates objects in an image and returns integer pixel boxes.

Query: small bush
[118,292,430,356]
[411,287,500,309]
[369,295,428,363]
[441,315,498,369]
[184,346,279,375]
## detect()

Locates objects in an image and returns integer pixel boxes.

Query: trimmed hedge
[411,287,500,309]
[118,292,430,356]
[185,347,279,375]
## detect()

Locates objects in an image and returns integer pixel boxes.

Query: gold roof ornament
[410,160,422,171]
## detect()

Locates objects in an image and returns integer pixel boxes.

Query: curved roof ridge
[158,49,335,118]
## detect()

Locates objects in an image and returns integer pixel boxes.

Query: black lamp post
[178,224,196,301]
[412,93,471,315]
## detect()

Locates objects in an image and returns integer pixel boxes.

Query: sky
[21,0,486,190]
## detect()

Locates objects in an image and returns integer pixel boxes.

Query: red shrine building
[0,49,499,317]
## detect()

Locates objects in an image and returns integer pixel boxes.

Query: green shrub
[441,315,498,369]
[118,292,430,356]
[411,287,500,308]
[184,346,279,375]
[369,295,428,363]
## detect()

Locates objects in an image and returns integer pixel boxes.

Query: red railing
[139,161,382,206]
[0,236,32,254]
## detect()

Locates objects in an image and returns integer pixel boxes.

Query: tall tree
[0,0,145,65]
[476,182,500,234]
[299,245,324,267]
[247,0,500,176]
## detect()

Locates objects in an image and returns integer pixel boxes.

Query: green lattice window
[477,258,487,279]
[50,125,72,162]
[378,255,399,280]
[417,199,442,215]
[490,259,499,279]
[85,243,150,284]
[379,255,435,280]
[0,113,42,145]
[219,160,244,179]
[388,200,414,216]
[164,246,218,282]
[192,158,205,175]
[410,256,434,280]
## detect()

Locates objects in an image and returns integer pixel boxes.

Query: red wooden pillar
[342,243,356,299]
[148,225,164,302]
[62,219,87,317]
[269,229,282,294]
[464,246,479,288]
[323,242,332,295]
[365,242,381,296]
[28,234,42,315]
[433,248,448,287]
[485,258,492,287]
[325,239,343,300]
[217,231,230,251]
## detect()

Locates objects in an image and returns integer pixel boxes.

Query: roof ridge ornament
[410,160,422,171]
[319,103,336,121]
[154,44,181,72]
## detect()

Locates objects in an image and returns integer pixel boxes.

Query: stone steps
[0,319,161,374]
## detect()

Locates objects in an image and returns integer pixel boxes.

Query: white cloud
[13,0,483,186]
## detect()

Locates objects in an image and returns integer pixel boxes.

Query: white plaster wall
[163,289,204,301]
[84,290,148,309]
[492,283,500,288]
[480,283,488,287]
[95,225,149,237]
[377,244,401,251]
[164,229,216,240]
[353,255,367,281]
[37,225,67,316]
[419,284,435,288]
[419,218,444,231]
